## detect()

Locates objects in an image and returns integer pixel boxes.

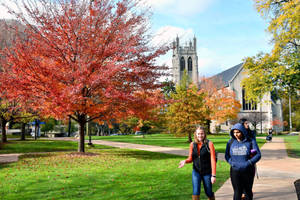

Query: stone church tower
[172,36,199,85]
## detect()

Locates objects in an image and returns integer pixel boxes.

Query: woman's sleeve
[225,140,232,164]
[185,142,194,163]
[249,139,261,165]
[209,141,216,176]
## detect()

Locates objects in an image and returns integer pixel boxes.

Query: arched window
[188,57,192,71]
[242,88,257,110]
[180,57,185,71]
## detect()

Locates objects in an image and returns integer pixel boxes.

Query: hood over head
[230,123,248,140]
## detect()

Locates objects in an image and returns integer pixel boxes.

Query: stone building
[172,36,199,85]
[171,37,283,133]
[210,63,283,133]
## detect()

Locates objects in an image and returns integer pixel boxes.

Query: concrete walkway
[1,137,299,199]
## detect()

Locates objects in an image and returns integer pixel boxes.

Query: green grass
[284,135,300,158]
[0,140,113,154]
[89,134,265,153]
[6,135,23,139]
[0,149,230,200]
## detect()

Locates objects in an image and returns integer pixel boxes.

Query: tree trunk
[21,122,26,140]
[206,119,211,134]
[1,119,7,143]
[34,122,38,140]
[188,132,192,142]
[96,125,100,136]
[68,117,71,137]
[78,120,86,152]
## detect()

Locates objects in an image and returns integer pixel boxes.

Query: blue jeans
[192,170,214,197]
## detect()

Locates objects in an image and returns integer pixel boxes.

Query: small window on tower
[180,57,185,71]
[188,57,192,71]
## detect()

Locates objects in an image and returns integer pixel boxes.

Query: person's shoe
[192,195,200,200]
[208,195,215,200]
[208,192,215,200]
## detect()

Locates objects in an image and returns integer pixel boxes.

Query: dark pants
[243,165,256,198]
[230,167,254,200]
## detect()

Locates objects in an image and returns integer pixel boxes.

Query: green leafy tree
[243,0,299,97]
[161,79,176,98]
[41,118,57,134]
[166,70,206,142]
[242,0,299,132]
[121,117,139,134]
[15,111,38,140]
[0,100,24,142]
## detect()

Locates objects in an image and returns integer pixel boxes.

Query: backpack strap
[204,139,210,153]
[193,142,198,154]
[228,138,234,149]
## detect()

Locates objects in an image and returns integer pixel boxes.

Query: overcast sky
[0,0,272,78]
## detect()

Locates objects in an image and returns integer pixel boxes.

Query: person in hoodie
[225,123,261,200]
[239,118,257,200]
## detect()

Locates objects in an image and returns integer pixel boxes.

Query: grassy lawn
[284,135,300,158]
[0,140,113,154]
[6,135,23,139]
[89,134,265,153]
[0,148,230,200]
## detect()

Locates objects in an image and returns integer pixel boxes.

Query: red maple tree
[0,0,168,152]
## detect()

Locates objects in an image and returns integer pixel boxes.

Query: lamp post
[67,116,71,137]
[260,99,263,135]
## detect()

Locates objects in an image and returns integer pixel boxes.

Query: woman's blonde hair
[194,126,207,143]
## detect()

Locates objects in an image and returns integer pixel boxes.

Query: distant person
[225,123,261,200]
[266,128,273,142]
[239,118,256,140]
[178,126,216,200]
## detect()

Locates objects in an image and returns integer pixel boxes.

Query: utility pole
[289,92,293,132]
[68,116,71,137]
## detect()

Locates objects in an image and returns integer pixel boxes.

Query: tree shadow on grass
[19,152,60,160]
[0,162,12,170]
[105,149,185,161]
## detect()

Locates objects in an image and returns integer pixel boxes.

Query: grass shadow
[104,149,186,161]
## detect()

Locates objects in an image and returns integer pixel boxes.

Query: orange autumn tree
[166,71,206,142]
[0,0,168,152]
[200,77,241,132]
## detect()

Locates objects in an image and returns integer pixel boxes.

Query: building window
[188,57,192,71]
[180,57,185,71]
[242,88,257,110]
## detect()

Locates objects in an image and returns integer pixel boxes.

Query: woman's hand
[178,160,186,168]
[211,176,216,184]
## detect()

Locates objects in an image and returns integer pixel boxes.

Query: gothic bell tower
[172,36,199,85]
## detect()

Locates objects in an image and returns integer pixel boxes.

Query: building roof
[211,63,243,87]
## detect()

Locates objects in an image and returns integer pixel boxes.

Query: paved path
[1,137,299,200]
[0,153,21,164]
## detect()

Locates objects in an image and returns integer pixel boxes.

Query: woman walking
[225,123,261,200]
[178,127,216,200]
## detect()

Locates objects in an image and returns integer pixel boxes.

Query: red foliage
[0,0,168,151]
[272,119,283,126]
